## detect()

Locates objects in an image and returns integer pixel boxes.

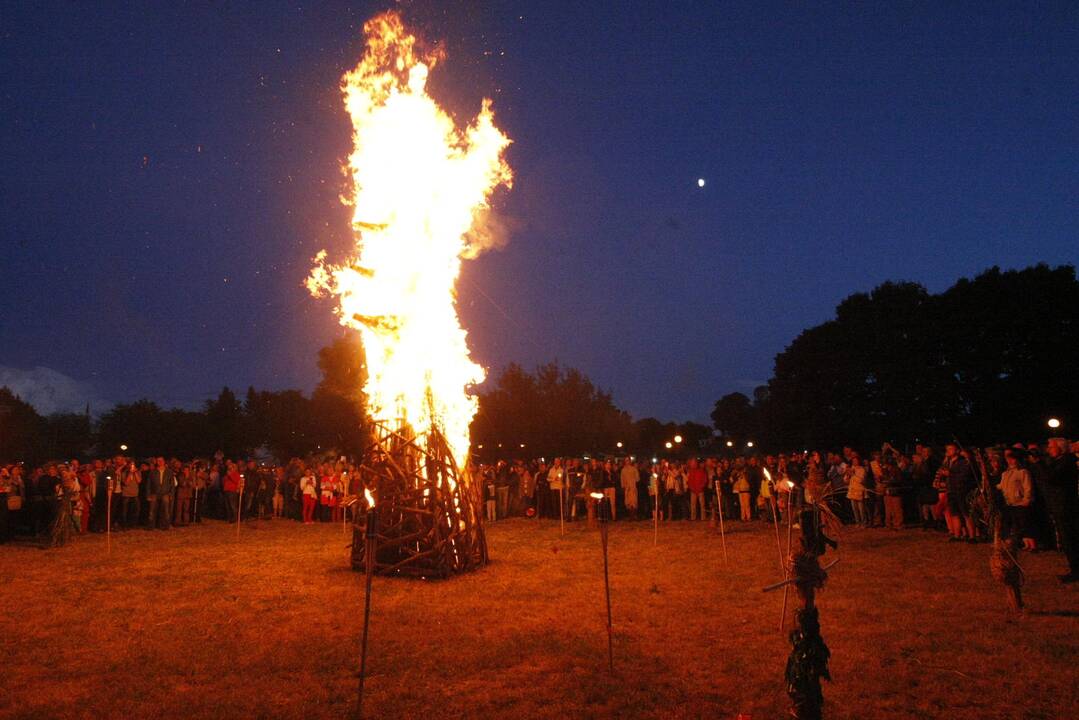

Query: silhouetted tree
[474,362,633,458]
[753,264,1078,449]
[711,392,757,441]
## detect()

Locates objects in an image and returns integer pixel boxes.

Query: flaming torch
[309,11,511,579]
[355,486,379,719]
[590,491,614,672]
[763,467,784,572]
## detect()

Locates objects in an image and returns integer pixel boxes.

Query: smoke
[0,365,109,416]
[462,207,520,259]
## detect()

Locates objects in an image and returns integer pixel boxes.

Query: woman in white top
[845,456,869,528]
[300,470,318,524]
[997,449,1034,550]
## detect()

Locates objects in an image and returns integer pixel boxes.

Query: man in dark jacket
[145,457,176,530]
[1042,438,1078,582]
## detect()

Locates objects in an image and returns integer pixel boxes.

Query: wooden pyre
[351,422,487,578]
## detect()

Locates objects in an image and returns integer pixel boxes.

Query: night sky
[2,1,1077,421]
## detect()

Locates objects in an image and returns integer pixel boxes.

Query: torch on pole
[355,488,379,720]
[780,480,796,631]
[590,492,614,672]
[652,472,659,547]
[236,475,244,538]
[764,468,784,573]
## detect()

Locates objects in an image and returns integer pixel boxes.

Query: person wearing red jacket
[223,462,243,521]
[686,458,708,521]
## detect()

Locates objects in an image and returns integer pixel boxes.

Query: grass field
[1,516,1077,719]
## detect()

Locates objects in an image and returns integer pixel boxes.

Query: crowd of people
[475,438,1078,582]
[0,453,362,546]
[1,438,1076,582]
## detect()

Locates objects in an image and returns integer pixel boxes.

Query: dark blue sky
[2,1,1077,421]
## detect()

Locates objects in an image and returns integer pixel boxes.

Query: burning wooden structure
[351,422,487,578]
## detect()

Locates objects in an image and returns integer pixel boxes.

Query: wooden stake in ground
[653,472,659,547]
[105,476,113,554]
[355,489,379,719]
[591,492,614,672]
[714,480,728,566]
[558,483,566,537]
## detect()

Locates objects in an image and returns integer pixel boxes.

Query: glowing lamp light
[746,441,754,448]
[674,435,683,444]
[1047,417,1062,429]
[725,440,733,448]
[120,444,128,452]
[589,491,604,500]
[762,467,772,483]
[616,441,623,448]
[665,442,673,449]
[519,443,526,448]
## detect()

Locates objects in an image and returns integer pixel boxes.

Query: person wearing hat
[1043,438,1078,583]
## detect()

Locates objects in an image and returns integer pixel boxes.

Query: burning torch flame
[307,12,513,472]
[364,487,376,508]
[762,467,772,483]
[590,492,605,500]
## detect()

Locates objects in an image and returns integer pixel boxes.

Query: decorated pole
[354,487,379,719]
[591,491,614,672]
[783,505,835,720]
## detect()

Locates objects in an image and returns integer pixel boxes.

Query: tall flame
[308,13,512,470]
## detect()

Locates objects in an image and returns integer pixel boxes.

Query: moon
[697,178,705,188]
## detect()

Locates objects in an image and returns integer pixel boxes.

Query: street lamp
[1047,417,1062,430]
[616,441,623,449]
[725,440,734,448]
[673,435,683,444]
[120,444,128,452]
[665,441,673,449]
[746,441,754,448]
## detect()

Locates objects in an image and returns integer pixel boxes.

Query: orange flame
[308,12,513,471]
[364,487,376,507]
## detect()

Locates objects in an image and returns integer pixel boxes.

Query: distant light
[119,444,128,452]
[674,435,683,444]
[725,440,733,448]
[697,178,705,188]
[616,441,623,448]
[519,443,526,448]
[746,441,754,448]
[477,444,484,449]
[1048,417,1062,429]
[651,457,658,464]
[665,442,673,449]
[498,443,503,448]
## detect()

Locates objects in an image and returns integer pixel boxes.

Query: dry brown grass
[1,517,1077,719]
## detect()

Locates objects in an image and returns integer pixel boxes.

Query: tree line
[2,263,1074,464]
